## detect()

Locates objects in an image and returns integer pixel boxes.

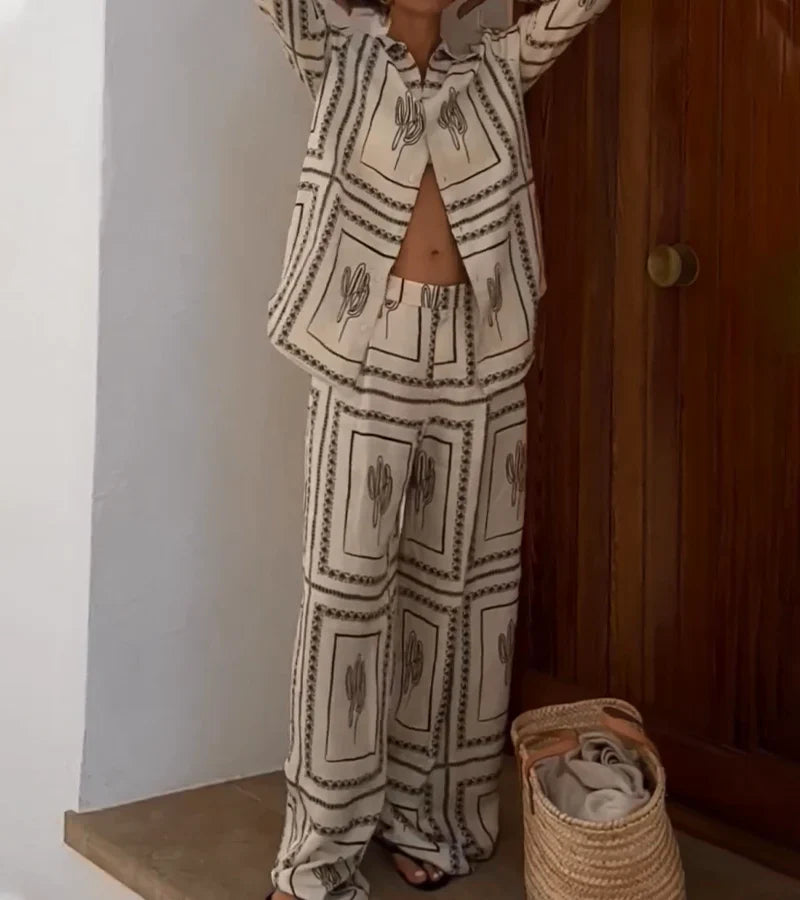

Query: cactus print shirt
[255,0,612,393]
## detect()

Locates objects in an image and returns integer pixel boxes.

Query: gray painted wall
[81,0,310,808]
[1,0,131,893]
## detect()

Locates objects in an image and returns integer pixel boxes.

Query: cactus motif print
[345,655,367,742]
[487,264,504,341]
[506,440,526,517]
[337,263,371,341]
[367,455,393,545]
[393,91,425,169]
[498,620,515,686]
[438,88,470,162]
[401,631,425,705]
[408,449,436,528]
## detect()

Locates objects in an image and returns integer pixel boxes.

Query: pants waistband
[385,274,470,310]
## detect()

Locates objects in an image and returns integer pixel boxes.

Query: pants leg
[272,276,528,895]
[380,381,528,873]
[272,378,420,900]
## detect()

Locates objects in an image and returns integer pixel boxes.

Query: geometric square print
[456,583,520,750]
[317,400,417,586]
[360,67,430,189]
[470,385,528,572]
[399,412,480,584]
[473,237,532,365]
[306,599,391,790]
[478,600,516,722]
[307,228,391,365]
[344,431,414,560]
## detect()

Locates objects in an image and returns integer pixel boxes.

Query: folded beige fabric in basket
[535,730,651,822]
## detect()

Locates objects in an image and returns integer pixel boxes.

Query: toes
[393,854,428,884]
[424,863,445,882]
[391,853,447,885]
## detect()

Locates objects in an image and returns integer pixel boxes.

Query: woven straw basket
[511,698,686,900]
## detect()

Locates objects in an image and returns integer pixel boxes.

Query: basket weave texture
[511,698,687,900]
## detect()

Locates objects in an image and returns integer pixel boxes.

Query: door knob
[647,244,700,288]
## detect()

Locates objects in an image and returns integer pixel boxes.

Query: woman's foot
[391,853,447,887]
[373,837,451,891]
[270,852,448,896]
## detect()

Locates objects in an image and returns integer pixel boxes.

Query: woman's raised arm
[515,0,613,93]
[254,0,332,98]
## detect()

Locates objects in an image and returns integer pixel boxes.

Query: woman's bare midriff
[391,165,468,285]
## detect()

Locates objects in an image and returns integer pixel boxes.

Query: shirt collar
[370,14,483,63]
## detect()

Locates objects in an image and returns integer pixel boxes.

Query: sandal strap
[375,834,422,866]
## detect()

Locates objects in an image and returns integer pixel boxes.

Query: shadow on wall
[0,0,27,26]
[80,0,311,811]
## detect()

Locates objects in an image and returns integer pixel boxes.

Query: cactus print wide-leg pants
[272,277,528,900]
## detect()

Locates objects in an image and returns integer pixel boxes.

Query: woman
[254,0,611,895]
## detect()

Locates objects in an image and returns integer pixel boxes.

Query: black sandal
[374,835,452,892]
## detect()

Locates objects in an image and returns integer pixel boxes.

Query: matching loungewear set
[253,0,611,894]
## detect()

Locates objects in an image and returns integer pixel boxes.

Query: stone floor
[65,765,800,900]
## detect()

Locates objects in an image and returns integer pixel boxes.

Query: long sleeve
[254,0,331,98]
[514,0,613,93]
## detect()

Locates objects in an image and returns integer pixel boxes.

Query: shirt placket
[388,46,430,188]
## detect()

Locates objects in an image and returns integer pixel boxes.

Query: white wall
[79,0,311,808]
[0,0,133,896]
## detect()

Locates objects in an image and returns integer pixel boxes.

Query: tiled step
[65,764,800,899]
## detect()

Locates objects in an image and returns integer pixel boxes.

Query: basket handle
[600,705,659,757]
[519,729,579,773]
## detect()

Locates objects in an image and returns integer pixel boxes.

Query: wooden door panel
[711,0,800,763]
[520,6,619,696]
[630,0,800,843]
[642,0,686,719]
[677,0,728,745]
[643,0,729,740]
[608,0,652,701]
[516,0,800,859]
[625,0,800,840]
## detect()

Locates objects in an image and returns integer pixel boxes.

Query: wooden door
[515,0,800,860]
